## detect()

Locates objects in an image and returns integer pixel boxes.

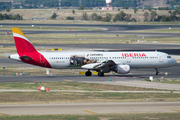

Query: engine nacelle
[115,65,130,74]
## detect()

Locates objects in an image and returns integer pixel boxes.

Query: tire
[156,72,159,75]
[85,71,92,76]
[98,72,104,77]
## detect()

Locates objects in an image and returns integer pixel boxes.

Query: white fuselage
[40,51,176,69]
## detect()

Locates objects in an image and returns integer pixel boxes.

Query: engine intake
[115,65,130,74]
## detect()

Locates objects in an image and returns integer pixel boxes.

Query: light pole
[165,72,168,83]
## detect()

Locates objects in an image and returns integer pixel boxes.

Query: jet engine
[115,65,130,74]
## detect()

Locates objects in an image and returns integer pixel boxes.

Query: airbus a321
[9,28,177,77]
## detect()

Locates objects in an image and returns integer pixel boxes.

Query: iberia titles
[122,53,147,57]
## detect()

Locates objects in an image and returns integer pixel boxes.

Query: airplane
[9,28,177,77]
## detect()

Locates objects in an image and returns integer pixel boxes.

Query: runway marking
[106,76,139,78]
[82,110,96,114]
[0,113,7,115]
[63,79,73,82]
[170,109,180,112]
[67,45,75,46]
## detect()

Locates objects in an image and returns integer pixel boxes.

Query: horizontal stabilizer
[20,55,32,61]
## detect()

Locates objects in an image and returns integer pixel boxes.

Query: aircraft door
[159,56,164,63]
[126,57,131,64]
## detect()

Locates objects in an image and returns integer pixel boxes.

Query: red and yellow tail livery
[12,28,51,68]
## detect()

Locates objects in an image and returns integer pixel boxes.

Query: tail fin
[12,28,38,56]
[11,28,51,68]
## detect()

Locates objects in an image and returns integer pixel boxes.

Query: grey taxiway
[0,102,180,115]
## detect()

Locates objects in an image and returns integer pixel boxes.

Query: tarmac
[0,102,180,115]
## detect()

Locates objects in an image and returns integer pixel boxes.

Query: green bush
[96,16,102,21]
[102,17,111,22]
[131,18,137,22]
[145,79,151,82]
[66,16,74,20]
[51,13,57,19]
[6,7,10,12]
[78,5,84,10]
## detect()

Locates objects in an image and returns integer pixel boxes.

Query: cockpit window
[167,56,171,58]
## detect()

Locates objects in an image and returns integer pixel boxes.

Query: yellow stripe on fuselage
[12,28,27,38]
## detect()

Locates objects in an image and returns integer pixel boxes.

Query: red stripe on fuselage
[14,36,51,68]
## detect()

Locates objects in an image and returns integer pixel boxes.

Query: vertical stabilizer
[11,28,51,68]
[12,28,38,56]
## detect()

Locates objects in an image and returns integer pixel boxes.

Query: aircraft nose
[172,58,177,65]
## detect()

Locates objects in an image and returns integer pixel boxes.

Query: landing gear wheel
[156,72,159,75]
[98,72,104,77]
[85,71,92,76]
[155,68,160,75]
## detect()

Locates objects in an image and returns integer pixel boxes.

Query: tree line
[23,0,139,8]
[144,9,180,22]
[1,0,180,9]
[0,2,11,11]
[0,13,23,20]
[63,8,180,22]
[10,0,164,8]
[64,11,136,22]
[166,0,180,6]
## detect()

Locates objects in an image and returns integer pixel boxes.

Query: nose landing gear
[156,68,159,75]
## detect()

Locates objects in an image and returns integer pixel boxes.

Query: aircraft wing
[81,60,119,70]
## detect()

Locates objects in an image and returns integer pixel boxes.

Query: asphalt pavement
[0,102,180,115]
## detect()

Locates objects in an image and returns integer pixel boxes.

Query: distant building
[102,0,113,10]
[102,7,113,10]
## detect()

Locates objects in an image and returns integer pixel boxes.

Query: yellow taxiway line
[0,113,7,115]
[63,79,73,82]
[82,110,96,114]
[170,109,180,112]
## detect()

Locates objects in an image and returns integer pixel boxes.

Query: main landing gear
[85,70,92,76]
[98,70,104,77]
[155,68,159,75]
[85,70,105,77]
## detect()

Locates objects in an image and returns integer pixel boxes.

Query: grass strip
[0,82,164,91]
[155,79,180,84]
[0,113,180,120]
[0,92,179,104]
[0,34,180,44]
